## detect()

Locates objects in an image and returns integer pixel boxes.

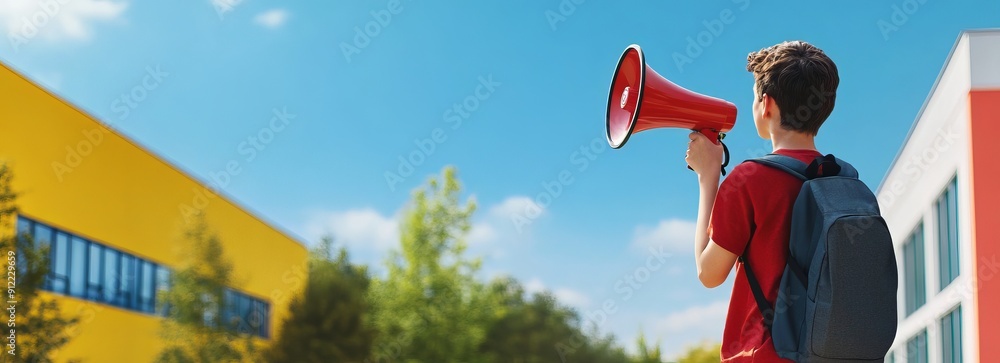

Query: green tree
[369,167,491,363]
[631,332,663,363]
[0,163,80,363]
[476,277,632,363]
[154,213,256,363]
[572,328,632,363]
[478,277,578,363]
[675,343,721,363]
[265,236,376,363]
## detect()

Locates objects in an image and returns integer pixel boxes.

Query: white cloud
[554,288,590,309]
[655,300,728,335]
[253,8,287,29]
[0,0,127,43]
[301,195,537,257]
[303,208,398,252]
[488,195,544,220]
[631,218,696,253]
[482,195,547,238]
[468,223,497,246]
[652,300,729,357]
[522,278,590,310]
[524,278,546,295]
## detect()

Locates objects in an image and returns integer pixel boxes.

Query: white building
[878,29,1000,363]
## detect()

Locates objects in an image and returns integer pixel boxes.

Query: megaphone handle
[687,130,730,176]
[699,129,721,144]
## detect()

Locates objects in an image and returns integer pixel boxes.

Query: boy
[684,41,839,362]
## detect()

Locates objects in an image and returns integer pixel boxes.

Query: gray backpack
[743,154,898,362]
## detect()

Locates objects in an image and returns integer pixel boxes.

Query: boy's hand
[685,131,723,179]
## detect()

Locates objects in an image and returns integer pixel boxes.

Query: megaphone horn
[605,44,737,174]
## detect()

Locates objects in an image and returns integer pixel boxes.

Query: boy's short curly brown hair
[747,41,839,135]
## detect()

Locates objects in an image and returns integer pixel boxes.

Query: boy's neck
[770,128,817,152]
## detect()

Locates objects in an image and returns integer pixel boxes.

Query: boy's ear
[760,93,771,118]
[761,93,779,119]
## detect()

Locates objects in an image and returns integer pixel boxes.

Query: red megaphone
[606,44,737,149]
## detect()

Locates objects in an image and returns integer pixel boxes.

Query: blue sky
[2,0,997,357]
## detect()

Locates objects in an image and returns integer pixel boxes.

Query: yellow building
[0,61,308,362]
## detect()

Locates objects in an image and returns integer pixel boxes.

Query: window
[15,217,30,237]
[50,232,70,293]
[238,293,252,331]
[87,243,104,300]
[941,306,963,363]
[256,300,270,338]
[16,216,271,338]
[33,223,53,247]
[906,329,928,363]
[937,177,960,290]
[69,237,87,297]
[223,290,238,329]
[156,267,172,316]
[120,255,136,309]
[139,260,155,313]
[222,290,270,338]
[15,219,30,275]
[903,224,926,316]
[236,292,251,334]
[17,216,165,315]
[33,223,53,281]
[103,248,120,305]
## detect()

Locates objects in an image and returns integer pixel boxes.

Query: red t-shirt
[709,149,822,363]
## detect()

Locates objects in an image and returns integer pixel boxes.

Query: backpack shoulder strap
[740,255,774,331]
[740,153,811,331]
[745,154,808,181]
[802,153,861,179]
[833,156,859,178]
[748,153,860,180]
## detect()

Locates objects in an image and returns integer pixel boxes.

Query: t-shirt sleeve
[709,163,755,256]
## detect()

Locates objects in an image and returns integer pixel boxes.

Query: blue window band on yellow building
[17,216,270,338]
[1,60,307,362]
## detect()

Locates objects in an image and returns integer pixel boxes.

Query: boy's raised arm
[685,131,738,288]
